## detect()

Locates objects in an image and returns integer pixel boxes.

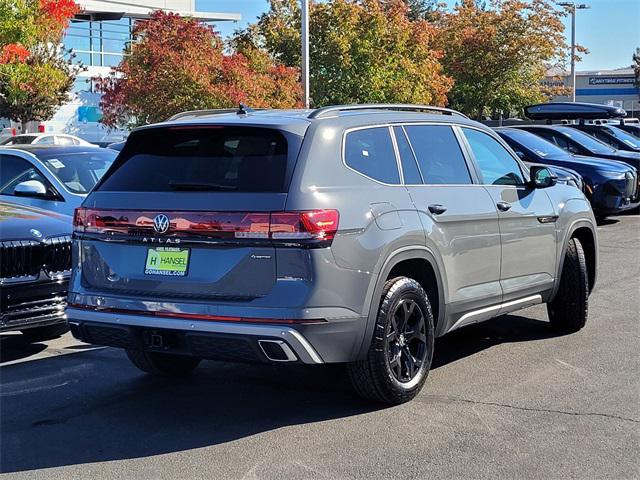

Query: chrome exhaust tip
[258,339,297,362]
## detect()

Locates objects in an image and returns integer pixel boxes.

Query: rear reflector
[68,303,326,325]
[73,208,339,245]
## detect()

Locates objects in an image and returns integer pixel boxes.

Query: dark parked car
[513,125,640,172]
[600,120,640,139]
[568,124,640,152]
[0,202,72,342]
[497,128,639,216]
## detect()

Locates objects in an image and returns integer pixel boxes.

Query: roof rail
[307,104,469,120]
[167,109,239,121]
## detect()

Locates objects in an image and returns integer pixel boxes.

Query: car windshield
[501,129,567,158]
[604,126,640,148]
[1,135,38,145]
[555,127,617,154]
[36,150,117,194]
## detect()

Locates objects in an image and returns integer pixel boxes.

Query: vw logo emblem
[153,214,170,234]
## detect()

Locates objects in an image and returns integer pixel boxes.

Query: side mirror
[529,166,557,189]
[14,180,48,197]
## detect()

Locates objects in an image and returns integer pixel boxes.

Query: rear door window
[344,127,400,184]
[403,125,472,185]
[97,126,292,193]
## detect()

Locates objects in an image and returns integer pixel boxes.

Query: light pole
[301,0,310,108]
[558,2,590,102]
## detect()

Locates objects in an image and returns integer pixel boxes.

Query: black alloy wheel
[385,298,428,383]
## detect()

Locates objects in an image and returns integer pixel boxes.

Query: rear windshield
[97,126,292,193]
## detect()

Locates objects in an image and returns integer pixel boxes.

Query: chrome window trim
[339,120,530,188]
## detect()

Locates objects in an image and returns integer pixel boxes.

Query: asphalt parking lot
[1,214,638,479]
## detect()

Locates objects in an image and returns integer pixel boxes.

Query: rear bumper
[66,307,366,364]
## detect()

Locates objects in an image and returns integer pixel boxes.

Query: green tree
[98,11,301,129]
[234,0,452,107]
[438,0,572,119]
[0,0,80,127]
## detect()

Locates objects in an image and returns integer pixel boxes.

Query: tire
[126,349,201,376]
[547,237,589,333]
[348,276,435,404]
[21,323,69,342]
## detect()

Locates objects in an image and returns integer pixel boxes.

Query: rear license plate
[144,247,190,276]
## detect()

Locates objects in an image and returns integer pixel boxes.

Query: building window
[64,18,131,67]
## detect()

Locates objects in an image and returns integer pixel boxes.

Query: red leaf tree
[97,11,302,129]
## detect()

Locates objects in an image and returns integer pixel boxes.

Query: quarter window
[403,125,472,184]
[344,127,400,184]
[462,128,524,186]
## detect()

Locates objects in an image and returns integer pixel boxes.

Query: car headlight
[598,170,627,180]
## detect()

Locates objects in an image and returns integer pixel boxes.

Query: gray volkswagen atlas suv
[67,105,597,404]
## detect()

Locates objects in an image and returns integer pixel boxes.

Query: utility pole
[558,2,590,102]
[301,0,310,108]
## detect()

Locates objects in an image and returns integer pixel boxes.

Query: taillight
[72,209,340,246]
[271,210,339,242]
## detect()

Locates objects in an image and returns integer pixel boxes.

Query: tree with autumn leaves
[438,0,572,119]
[234,0,572,117]
[0,0,80,127]
[234,0,452,107]
[97,11,301,129]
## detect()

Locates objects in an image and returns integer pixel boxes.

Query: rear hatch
[75,124,306,301]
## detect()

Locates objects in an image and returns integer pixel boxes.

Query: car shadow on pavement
[0,334,48,363]
[596,217,620,226]
[432,313,564,369]
[1,313,565,473]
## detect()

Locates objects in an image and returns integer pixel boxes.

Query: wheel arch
[553,219,598,300]
[356,247,446,360]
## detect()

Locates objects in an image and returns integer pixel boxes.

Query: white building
[36,1,241,144]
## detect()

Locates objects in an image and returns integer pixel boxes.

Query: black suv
[0,202,71,341]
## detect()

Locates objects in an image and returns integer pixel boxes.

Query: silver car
[67,105,597,404]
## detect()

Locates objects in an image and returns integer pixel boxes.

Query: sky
[196,0,640,72]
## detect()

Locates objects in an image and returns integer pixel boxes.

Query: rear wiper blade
[168,182,237,191]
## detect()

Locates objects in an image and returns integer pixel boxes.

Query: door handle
[496,201,511,212]
[428,204,447,215]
